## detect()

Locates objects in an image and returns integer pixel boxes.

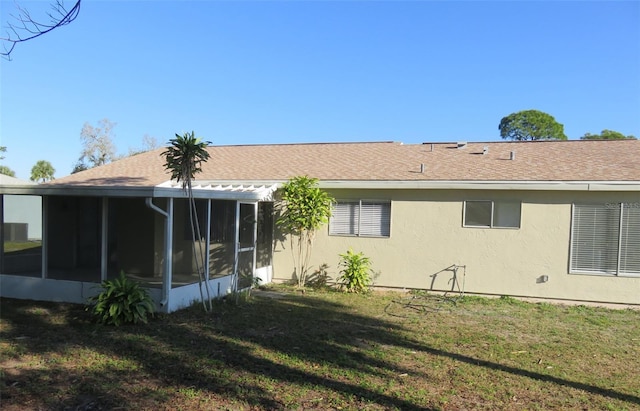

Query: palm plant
[30,160,56,183]
[162,131,212,311]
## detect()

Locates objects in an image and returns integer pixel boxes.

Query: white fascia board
[3,180,638,198]
[0,182,279,201]
[152,181,279,201]
[152,187,267,201]
[0,185,155,197]
[316,180,640,191]
[587,183,640,191]
[161,179,286,187]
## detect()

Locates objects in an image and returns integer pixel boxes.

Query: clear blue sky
[1,0,639,180]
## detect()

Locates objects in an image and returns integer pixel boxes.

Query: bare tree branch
[2,0,81,59]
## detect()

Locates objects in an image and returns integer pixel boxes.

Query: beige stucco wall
[272,189,640,305]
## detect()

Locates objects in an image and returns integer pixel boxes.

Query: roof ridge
[213,141,399,148]
[421,139,639,145]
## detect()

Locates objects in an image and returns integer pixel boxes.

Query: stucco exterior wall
[272,189,640,305]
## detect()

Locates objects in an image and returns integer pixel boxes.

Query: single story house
[1,139,638,311]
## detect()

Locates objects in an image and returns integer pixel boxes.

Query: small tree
[499,110,567,141]
[162,131,212,311]
[71,160,89,174]
[0,165,15,177]
[580,130,636,140]
[277,176,333,288]
[0,147,16,177]
[78,118,117,169]
[128,134,160,156]
[30,160,55,182]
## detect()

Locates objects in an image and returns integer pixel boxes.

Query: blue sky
[1,0,639,180]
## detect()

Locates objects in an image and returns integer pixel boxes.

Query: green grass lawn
[1,287,639,410]
[3,241,42,253]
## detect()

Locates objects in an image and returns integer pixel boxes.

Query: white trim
[318,180,640,191]
[165,198,174,309]
[0,183,280,200]
[3,180,638,197]
[100,197,108,281]
[588,183,640,192]
[206,200,211,280]
[41,197,48,279]
[155,182,279,200]
[145,197,173,310]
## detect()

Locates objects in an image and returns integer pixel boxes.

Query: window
[463,200,521,228]
[570,203,640,276]
[329,200,391,237]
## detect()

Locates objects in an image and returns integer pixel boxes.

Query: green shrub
[337,249,372,293]
[87,272,155,326]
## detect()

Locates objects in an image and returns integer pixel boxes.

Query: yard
[2,241,41,253]
[1,287,639,410]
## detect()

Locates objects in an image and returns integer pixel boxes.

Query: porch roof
[0,181,279,200]
[155,182,279,200]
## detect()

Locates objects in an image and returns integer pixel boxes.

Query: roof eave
[152,185,277,201]
[2,180,638,197]
[0,185,157,197]
[317,180,640,191]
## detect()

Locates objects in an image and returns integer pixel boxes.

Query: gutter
[0,185,156,197]
[316,180,640,192]
[2,180,638,198]
[145,198,172,309]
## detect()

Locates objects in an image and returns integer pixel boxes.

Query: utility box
[4,223,28,242]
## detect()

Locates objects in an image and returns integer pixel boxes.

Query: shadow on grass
[1,293,639,410]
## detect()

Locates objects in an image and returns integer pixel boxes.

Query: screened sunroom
[0,182,277,313]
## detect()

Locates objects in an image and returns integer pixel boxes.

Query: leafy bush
[337,249,372,293]
[87,272,155,326]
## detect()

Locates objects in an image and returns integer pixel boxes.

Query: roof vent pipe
[457,142,467,149]
[483,146,489,155]
[510,151,516,160]
[420,163,425,173]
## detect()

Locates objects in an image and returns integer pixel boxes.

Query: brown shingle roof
[48,139,640,187]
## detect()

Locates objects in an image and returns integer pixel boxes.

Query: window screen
[464,200,521,229]
[620,205,640,275]
[330,200,391,237]
[571,203,640,276]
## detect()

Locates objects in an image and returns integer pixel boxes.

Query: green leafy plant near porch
[87,272,154,326]
[337,249,373,293]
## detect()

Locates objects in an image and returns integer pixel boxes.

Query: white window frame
[463,200,521,229]
[329,200,391,238]
[570,202,640,277]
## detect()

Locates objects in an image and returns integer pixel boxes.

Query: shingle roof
[46,139,640,188]
[0,175,36,185]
